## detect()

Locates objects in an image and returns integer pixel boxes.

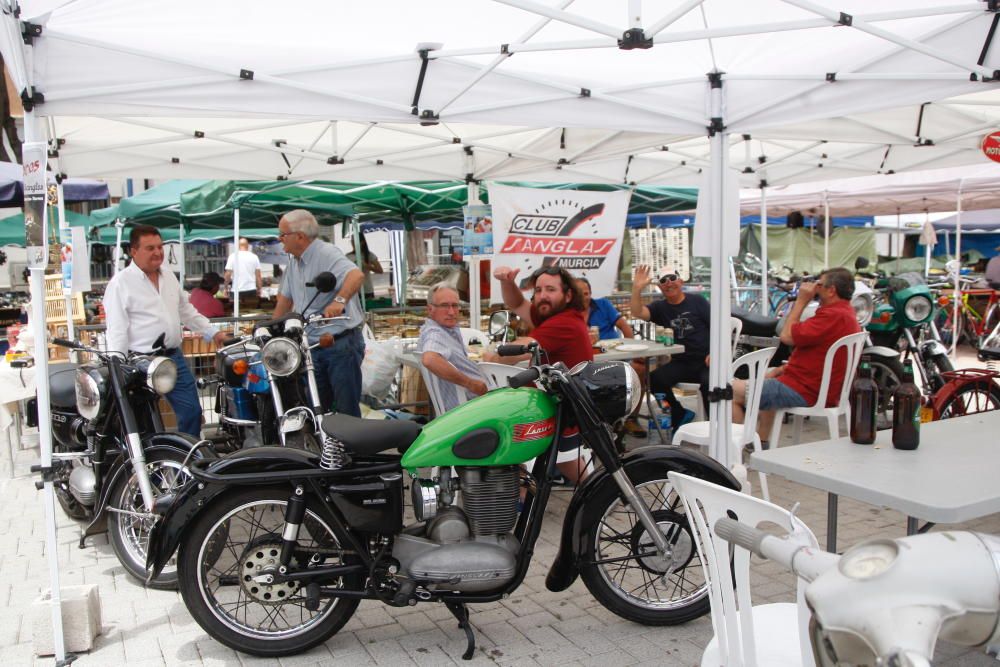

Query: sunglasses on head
[532,266,562,279]
[659,274,679,284]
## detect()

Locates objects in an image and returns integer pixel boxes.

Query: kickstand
[445,601,476,660]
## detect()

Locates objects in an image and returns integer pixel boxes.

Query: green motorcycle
[146,313,738,659]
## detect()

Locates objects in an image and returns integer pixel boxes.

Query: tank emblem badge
[513,418,555,442]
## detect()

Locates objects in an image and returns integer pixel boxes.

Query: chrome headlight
[261,337,302,377]
[75,368,104,420]
[903,294,933,324]
[851,293,874,327]
[569,360,642,425]
[146,357,177,395]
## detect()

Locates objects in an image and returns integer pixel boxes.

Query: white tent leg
[233,208,240,329]
[113,218,124,275]
[467,180,482,332]
[351,216,364,315]
[823,190,830,269]
[952,183,964,360]
[24,111,69,664]
[759,183,768,315]
[178,224,185,290]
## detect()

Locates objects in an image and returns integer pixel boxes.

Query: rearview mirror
[311,271,337,293]
[489,311,510,342]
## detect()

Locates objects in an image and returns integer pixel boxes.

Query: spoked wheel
[938,383,1000,419]
[177,487,360,657]
[109,452,190,589]
[579,466,709,625]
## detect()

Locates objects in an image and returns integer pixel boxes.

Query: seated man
[630,264,710,429]
[732,267,861,447]
[419,284,490,413]
[485,265,593,483]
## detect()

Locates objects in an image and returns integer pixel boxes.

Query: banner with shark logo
[487,185,630,301]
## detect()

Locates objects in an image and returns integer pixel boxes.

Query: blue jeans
[164,348,202,437]
[312,328,365,418]
[759,379,809,411]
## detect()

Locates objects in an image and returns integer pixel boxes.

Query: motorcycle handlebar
[714,517,838,583]
[497,343,532,357]
[196,374,221,389]
[51,337,81,349]
[507,367,541,389]
[221,337,243,347]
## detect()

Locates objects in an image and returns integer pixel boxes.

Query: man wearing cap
[103,224,228,437]
[273,209,366,417]
[630,264,711,429]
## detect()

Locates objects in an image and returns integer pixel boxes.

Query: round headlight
[75,368,104,420]
[146,357,177,395]
[851,293,874,327]
[838,539,898,580]
[903,294,933,323]
[569,361,642,425]
[261,337,302,377]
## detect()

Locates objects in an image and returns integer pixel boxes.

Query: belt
[332,326,360,342]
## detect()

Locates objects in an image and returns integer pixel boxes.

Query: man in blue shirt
[274,209,366,417]
[578,278,633,340]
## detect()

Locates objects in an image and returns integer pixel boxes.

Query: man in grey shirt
[419,284,490,413]
[274,209,365,417]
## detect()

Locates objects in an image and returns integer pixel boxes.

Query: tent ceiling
[1,0,993,188]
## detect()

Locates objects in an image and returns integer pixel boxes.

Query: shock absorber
[279,486,306,567]
[319,433,348,470]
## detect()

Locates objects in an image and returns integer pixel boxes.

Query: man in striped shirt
[419,284,490,413]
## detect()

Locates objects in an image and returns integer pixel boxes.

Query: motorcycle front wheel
[176,487,361,657]
[108,451,191,589]
[579,464,709,625]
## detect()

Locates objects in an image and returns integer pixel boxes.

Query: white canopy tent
[2,3,999,657]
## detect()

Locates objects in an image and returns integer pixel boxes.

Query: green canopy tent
[0,209,93,246]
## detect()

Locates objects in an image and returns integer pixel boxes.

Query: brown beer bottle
[891,360,921,450]
[849,361,878,444]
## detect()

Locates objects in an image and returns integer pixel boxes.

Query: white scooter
[715,517,1000,667]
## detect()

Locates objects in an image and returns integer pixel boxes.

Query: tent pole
[351,215,365,317]
[823,190,830,269]
[924,211,931,279]
[759,182,768,315]
[113,218,124,275]
[466,181,482,332]
[233,208,240,329]
[952,182,964,360]
[178,224,185,290]
[24,102,69,664]
[896,209,901,275]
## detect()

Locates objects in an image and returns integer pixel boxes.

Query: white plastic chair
[672,346,777,500]
[418,365,467,418]
[676,317,744,422]
[668,472,818,667]
[459,327,485,347]
[769,331,868,446]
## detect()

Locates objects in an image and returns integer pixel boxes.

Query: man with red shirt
[486,265,593,482]
[733,267,860,446]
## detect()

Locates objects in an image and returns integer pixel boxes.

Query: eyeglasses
[278,231,299,239]
[659,274,679,284]
[531,266,563,279]
[430,302,461,310]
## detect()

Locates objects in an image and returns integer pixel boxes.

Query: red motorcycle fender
[545,445,740,593]
[82,432,213,539]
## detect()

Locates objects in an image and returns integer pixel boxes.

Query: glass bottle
[891,360,921,450]
[849,361,878,445]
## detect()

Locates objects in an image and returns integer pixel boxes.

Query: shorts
[758,379,808,411]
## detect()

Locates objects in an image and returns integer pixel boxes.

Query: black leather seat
[49,363,79,409]
[732,307,779,337]
[321,413,421,456]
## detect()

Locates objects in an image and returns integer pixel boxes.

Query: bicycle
[936,279,1000,348]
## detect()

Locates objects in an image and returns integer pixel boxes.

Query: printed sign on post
[462,204,494,258]
[22,142,48,267]
[982,131,1000,164]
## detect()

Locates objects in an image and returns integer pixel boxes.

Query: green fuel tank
[401,388,558,472]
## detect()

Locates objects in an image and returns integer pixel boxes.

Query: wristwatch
[333,295,347,305]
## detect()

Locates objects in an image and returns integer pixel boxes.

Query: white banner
[488,185,630,301]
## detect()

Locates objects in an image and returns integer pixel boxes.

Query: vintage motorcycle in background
[146,311,740,658]
[202,271,342,452]
[42,335,214,588]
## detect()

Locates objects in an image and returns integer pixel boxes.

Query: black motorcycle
[45,335,214,589]
[146,313,739,659]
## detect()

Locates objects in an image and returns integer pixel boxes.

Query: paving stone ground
[3,351,1000,666]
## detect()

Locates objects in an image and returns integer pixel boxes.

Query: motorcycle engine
[397,466,520,593]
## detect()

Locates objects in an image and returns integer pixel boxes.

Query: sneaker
[623,418,648,438]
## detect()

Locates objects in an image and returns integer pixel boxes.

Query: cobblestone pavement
[3,381,1000,665]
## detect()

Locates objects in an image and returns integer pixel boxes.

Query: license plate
[920,405,934,423]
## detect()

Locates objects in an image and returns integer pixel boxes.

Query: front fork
[609,468,675,555]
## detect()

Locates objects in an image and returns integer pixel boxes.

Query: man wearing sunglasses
[631,264,711,430]
[487,264,593,482]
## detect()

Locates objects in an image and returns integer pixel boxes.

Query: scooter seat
[49,362,79,409]
[321,413,422,456]
[732,307,779,337]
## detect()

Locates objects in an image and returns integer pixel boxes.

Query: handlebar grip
[221,337,242,346]
[507,367,541,389]
[51,338,79,349]
[497,344,530,357]
[714,518,769,558]
[196,374,221,389]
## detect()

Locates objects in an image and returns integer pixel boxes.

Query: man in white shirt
[103,225,227,436]
[225,237,263,302]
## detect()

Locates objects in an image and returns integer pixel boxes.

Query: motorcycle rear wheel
[108,451,190,590]
[177,487,361,657]
[862,354,904,427]
[579,464,710,625]
[938,382,1000,419]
